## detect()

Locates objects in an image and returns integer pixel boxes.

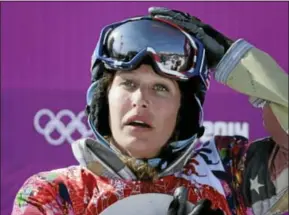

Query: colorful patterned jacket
[12,40,288,215]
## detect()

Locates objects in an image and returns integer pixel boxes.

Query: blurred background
[1,2,288,214]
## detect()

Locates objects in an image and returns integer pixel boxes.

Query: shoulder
[246,136,275,155]
[13,165,98,212]
[212,135,250,151]
[197,135,250,184]
[209,135,250,165]
[211,135,278,160]
[199,135,250,166]
[17,165,92,189]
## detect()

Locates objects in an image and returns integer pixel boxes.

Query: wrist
[214,39,254,84]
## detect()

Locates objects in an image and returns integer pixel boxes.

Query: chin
[129,151,156,159]
[124,139,159,158]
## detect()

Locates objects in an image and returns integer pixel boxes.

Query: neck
[271,131,288,150]
[108,138,160,181]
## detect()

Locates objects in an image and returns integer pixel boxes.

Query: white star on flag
[250,175,264,195]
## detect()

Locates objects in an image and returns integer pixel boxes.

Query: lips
[127,121,151,128]
[124,116,153,129]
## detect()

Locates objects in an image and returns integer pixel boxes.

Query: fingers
[190,199,212,214]
[196,28,225,58]
[188,199,225,215]
[149,7,202,24]
[148,7,231,69]
[167,198,179,215]
[215,208,225,215]
[173,186,188,215]
[148,7,177,17]
[149,7,189,22]
[154,16,224,58]
[153,15,199,33]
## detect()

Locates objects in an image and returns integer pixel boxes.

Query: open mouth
[127,120,152,128]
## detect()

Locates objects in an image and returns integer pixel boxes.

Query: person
[12,7,288,215]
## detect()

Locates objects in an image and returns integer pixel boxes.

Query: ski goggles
[91,16,209,87]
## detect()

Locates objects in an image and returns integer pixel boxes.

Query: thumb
[167,198,179,215]
[195,27,225,58]
[188,199,212,214]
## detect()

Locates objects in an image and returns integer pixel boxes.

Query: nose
[131,88,149,109]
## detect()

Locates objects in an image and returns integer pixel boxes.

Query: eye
[121,79,136,89]
[154,84,169,92]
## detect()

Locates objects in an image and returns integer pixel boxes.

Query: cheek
[108,89,130,122]
[262,104,283,134]
[155,99,180,129]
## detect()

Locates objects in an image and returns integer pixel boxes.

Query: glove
[148,7,234,68]
[167,186,224,215]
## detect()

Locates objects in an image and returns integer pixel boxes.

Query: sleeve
[214,39,288,135]
[11,173,70,215]
[213,135,252,215]
[213,40,288,214]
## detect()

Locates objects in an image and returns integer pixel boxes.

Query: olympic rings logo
[33,109,93,146]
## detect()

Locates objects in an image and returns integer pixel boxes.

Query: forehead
[115,64,167,80]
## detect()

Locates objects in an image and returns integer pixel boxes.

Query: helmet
[86,16,209,171]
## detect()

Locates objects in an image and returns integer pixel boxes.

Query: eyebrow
[117,70,178,88]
